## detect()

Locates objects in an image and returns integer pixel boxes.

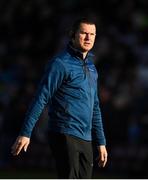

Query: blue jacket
[20,44,106,146]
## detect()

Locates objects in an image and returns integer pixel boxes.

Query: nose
[85,33,90,40]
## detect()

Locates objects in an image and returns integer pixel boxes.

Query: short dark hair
[69,16,97,39]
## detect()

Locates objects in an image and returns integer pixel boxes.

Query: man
[11,17,108,179]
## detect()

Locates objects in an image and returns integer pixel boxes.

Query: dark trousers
[49,132,93,179]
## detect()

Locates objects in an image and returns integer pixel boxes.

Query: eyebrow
[79,31,96,35]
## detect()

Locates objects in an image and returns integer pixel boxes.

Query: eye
[80,31,86,35]
[90,33,96,36]
[80,31,96,36]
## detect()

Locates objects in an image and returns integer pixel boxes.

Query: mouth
[84,42,91,46]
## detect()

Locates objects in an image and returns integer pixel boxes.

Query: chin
[84,47,91,52]
[84,45,93,51]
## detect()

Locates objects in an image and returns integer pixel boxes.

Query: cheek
[79,35,84,41]
[78,38,85,46]
[92,40,95,45]
[90,39,95,47]
[91,36,96,42]
[75,35,83,43]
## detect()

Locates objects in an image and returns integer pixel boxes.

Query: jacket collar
[67,42,94,61]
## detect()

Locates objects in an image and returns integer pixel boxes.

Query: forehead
[79,23,96,33]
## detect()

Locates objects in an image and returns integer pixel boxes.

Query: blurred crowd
[0,0,148,178]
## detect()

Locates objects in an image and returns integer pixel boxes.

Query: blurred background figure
[0,0,148,178]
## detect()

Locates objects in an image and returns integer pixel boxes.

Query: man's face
[73,23,96,53]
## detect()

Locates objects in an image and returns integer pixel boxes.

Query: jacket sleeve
[19,58,66,137]
[92,80,106,146]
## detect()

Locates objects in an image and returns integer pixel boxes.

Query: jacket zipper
[83,60,93,133]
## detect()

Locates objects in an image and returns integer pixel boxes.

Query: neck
[82,52,87,59]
